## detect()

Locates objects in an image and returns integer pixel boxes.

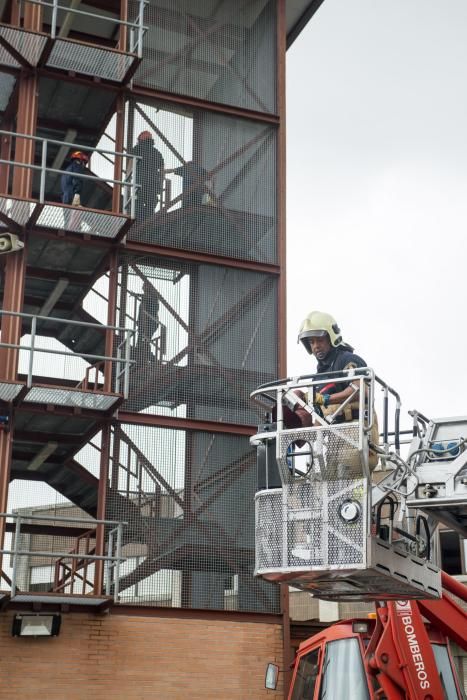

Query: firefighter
[131,131,164,221]
[298,310,366,415]
[297,310,378,470]
[167,161,209,208]
[135,280,160,361]
[61,150,89,206]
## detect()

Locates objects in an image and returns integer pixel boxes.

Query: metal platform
[0,310,133,411]
[255,488,440,601]
[8,592,113,611]
[0,196,130,240]
[251,371,443,602]
[0,0,146,87]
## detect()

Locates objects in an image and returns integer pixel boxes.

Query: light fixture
[12,614,61,637]
[352,621,369,634]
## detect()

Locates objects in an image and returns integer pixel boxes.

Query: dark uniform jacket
[316,346,367,422]
[61,160,86,204]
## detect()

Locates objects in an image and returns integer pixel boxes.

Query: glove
[314,392,330,407]
[283,389,306,413]
[72,194,81,207]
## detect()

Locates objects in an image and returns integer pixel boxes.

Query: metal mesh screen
[278,424,362,483]
[125,100,277,263]
[105,423,279,612]
[0,26,47,66]
[25,387,118,411]
[255,488,283,571]
[47,40,134,83]
[0,43,20,68]
[0,196,34,226]
[0,382,23,401]
[130,0,277,113]
[255,478,367,573]
[0,71,15,111]
[36,205,127,239]
[117,252,278,424]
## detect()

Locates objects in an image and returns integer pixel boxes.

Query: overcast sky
[286,0,467,426]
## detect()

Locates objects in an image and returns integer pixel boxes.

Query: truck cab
[289,619,464,700]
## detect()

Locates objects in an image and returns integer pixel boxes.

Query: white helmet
[298,310,343,354]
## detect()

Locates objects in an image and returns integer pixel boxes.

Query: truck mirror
[265,663,279,690]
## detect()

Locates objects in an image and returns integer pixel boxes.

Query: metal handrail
[0,309,134,397]
[1,513,127,601]
[0,129,139,219]
[25,0,148,58]
[2,513,122,524]
[251,368,403,458]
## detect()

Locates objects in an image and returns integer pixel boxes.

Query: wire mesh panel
[130,0,277,113]
[0,196,34,226]
[0,71,15,111]
[0,26,47,66]
[105,423,279,612]
[277,424,363,483]
[255,488,282,571]
[36,205,127,239]
[125,100,277,263]
[117,252,278,424]
[0,43,20,69]
[255,477,367,575]
[47,41,135,83]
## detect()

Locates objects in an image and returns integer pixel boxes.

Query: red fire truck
[251,370,467,699]
[287,572,467,699]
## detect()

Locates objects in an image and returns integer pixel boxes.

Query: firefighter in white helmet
[296,310,378,469]
[298,310,366,416]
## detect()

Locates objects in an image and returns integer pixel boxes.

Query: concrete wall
[0,611,283,699]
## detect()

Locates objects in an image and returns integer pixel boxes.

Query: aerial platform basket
[251,370,442,602]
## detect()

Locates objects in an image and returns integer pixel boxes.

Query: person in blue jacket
[61,150,89,206]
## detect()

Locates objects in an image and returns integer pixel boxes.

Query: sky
[286,0,467,426]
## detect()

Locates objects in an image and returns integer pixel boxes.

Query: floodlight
[0,233,24,254]
[11,614,61,637]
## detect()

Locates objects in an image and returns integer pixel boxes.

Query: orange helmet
[70,151,89,163]
[138,131,152,142]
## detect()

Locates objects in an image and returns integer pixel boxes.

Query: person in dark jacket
[131,131,164,221]
[298,310,367,420]
[61,151,89,206]
[295,310,378,471]
[168,161,209,208]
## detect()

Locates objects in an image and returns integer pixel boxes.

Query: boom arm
[364,574,467,699]
[367,601,445,699]
[417,571,467,652]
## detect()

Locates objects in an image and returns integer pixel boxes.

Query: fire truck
[250,369,467,699]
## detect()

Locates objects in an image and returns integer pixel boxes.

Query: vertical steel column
[277,0,290,696]
[119,0,129,53]
[113,94,126,213]
[0,3,40,574]
[104,251,119,392]
[0,125,12,194]
[94,424,111,594]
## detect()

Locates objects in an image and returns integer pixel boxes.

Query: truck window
[318,638,370,699]
[431,644,463,699]
[290,648,320,700]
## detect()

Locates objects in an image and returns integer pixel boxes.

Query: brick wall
[0,611,283,699]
